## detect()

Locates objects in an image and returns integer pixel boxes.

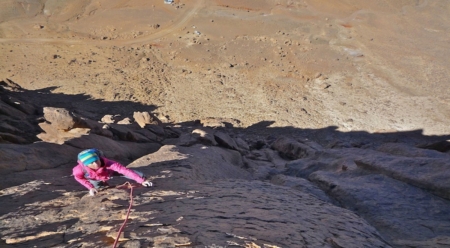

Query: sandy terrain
[1,0,449,133]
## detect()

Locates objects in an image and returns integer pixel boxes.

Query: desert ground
[1,0,449,134]
[1,0,450,247]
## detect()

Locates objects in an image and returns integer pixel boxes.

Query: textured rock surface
[1,83,450,247]
[1,1,450,247]
[0,144,392,248]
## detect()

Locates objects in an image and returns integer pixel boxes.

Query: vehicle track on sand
[0,0,204,46]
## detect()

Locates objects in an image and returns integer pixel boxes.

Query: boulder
[81,118,114,138]
[146,124,166,137]
[37,122,90,144]
[192,128,217,146]
[163,126,181,138]
[117,117,133,125]
[242,157,276,180]
[178,128,218,147]
[133,129,161,142]
[43,107,85,131]
[133,111,161,128]
[271,136,321,159]
[107,123,142,141]
[234,137,249,150]
[214,131,238,150]
[101,114,121,124]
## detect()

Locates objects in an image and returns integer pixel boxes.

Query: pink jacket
[73,157,145,190]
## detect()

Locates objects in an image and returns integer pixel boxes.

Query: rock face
[2,0,450,247]
[1,85,450,247]
[0,80,41,144]
[281,145,450,247]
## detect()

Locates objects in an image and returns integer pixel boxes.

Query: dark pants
[86,170,145,189]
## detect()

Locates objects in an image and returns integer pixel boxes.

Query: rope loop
[112,182,135,248]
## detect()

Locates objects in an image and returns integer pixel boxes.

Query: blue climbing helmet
[78,148,103,166]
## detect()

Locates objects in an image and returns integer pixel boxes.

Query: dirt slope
[0,0,449,135]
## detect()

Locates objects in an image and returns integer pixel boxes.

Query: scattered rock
[214,131,239,150]
[43,107,84,131]
[117,117,133,125]
[133,111,161,128]
[271,137,321,159]
[102,114,121,124]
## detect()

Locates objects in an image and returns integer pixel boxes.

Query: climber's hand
[89,188,98,196]
[142,181,153,187]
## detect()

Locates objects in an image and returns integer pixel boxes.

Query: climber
[73,148,153,196]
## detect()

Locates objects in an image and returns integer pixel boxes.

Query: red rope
[112,182,134,248]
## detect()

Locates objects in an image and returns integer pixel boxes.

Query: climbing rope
[112,182,134,248]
